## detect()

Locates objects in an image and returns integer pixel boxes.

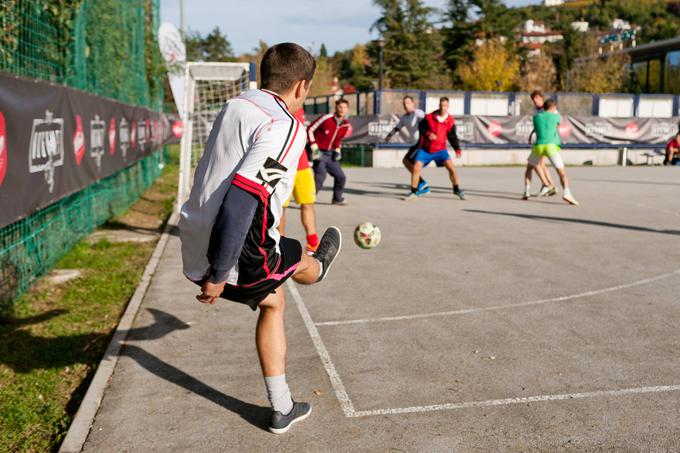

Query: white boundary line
[59,212,179,453]
[351,385,680,417]
[286,280,356,417]
[315,268,680,327]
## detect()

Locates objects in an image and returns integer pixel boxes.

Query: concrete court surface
[82,166,680,452]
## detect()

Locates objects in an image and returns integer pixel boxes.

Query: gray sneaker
[314,227,342,283]
[269,401,312,434]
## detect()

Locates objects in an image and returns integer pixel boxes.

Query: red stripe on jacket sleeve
[232,174,269,203]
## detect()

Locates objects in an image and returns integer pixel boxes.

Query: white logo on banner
[456,120,474,139]
[585,122,608,137]
[119,118,130,159]
[29,110,64,193]
[90,114,106,170]
[137,120,147,150]
[368,119,396,137]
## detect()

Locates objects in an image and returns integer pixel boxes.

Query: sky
[160,0,542,56]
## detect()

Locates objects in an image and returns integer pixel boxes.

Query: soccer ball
[354,222,381,249]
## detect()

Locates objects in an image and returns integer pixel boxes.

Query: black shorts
[403,144,420,162]
[196,237,302,310]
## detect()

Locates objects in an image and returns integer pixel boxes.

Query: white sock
[264,374,293,415]
[524,184,530,194]
[564,188,572,197]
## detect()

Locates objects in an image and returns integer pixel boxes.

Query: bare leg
[403,156,414,174]
[291,253,320,285]
[556,168,569,190]
[524,164,533,188]
[533,161,551,187]
[300,203,317,238]
[411,161,424,189]
[256,288,287,377]
[442,159,459,187]
[537,159,555,187]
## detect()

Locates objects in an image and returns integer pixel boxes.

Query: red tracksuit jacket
[307,113,353,151]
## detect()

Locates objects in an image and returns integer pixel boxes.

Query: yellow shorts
[284,167,316,207]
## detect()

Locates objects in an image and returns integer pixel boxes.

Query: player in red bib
[664,131,680,165]
[405,96,465,201]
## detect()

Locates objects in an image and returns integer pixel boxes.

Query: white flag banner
[158,22,186,117]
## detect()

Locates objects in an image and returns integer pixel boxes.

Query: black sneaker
[269,401,312,434]
[454,188,466,200]
[314,227,342,283]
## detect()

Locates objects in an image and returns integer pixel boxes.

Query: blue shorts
[414,149,451,167]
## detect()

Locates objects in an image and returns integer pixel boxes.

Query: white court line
[315,268,680,327]
[351,384,680,417]
[287,280,356,417]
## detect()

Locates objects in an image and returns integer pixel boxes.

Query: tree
[372,0,450,89]
[442,0,523,83]
[569,37,630,93]
[320,43,328,58]
[184,26,234,62]
[309,55,335,96]
[520,54,556,92]
[334,44,376,91]
[457,40,520,91]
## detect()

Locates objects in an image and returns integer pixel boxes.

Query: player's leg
[406,157,425,200]
[257,288,312,433]
[546,149,578,206]
[523,164,533,200]
[313,155,328,195]
[294,167,319,252]
[404,145,429,194]
[325,158,347,205]
[536,159,556,196]
[442,158,465,200]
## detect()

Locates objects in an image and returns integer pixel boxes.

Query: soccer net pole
[177,62,257,208]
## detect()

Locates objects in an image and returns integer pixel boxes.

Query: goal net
[178,62,255,204]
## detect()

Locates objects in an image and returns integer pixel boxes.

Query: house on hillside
[520,20,563,57]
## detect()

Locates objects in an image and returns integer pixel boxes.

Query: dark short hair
[336,98,349,106]
[403,95,414,102]
[530,90,544,100]
[544,98,557,110]
[260,43,316,93]
[439,96,449,103]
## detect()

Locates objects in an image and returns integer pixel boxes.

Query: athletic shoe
[563,194,580,206]
[332,199,348,206]
[415,186,431,196]
[404,192,418,201]
[547,186,558,197]
[522,190,530,200]
[315,227,342,283]
[417,180,429,191]
[269,401,312,434]
[454,189,466,200]
[537,185,551,197]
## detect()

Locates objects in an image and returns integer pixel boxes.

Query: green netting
[0,150,165,315]
[0,0,164,109]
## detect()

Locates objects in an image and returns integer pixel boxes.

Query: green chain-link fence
[0,150,165,315]
[0,0,167,313]
[0,0,164,109]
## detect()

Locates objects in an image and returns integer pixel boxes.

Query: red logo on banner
[487,121,502,137]
[108,117,116,155]
[558,122,572,138]
[625,121,639,135]
[130,120,137,150]
[0,112,7,186]
[172,121,183,138]
[73,115,85,165]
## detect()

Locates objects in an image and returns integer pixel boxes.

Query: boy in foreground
[384,95,428,194]
[179,43,341,434]
[405,96,465,201]
[529,99,579,206]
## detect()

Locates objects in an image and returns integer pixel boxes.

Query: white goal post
[178,62,257,206]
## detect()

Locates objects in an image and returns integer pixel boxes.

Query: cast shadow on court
[0,307,270,431]
[464,209,680,236]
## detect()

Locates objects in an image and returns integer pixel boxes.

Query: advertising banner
[0,71,172,228]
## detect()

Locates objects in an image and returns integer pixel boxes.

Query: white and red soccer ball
[354,222,381,250]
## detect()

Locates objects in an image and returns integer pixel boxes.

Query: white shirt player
[387,109,425,144]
